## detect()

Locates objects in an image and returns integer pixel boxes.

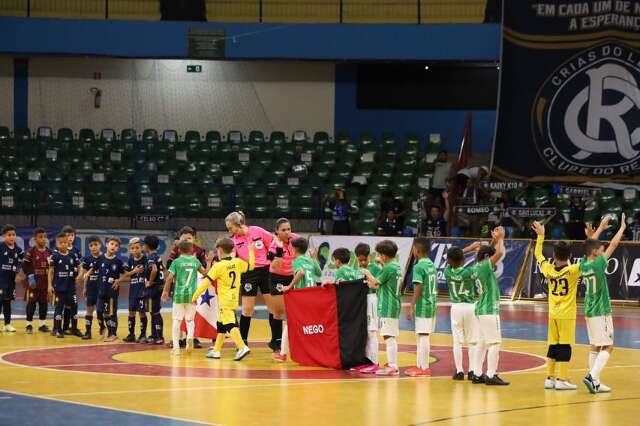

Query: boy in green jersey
[276,237,321,362]
[353,243,382,373]
[444,245,480,381]
[581,214,626,394]
[472,226,508,386]
[361,240,402,376]
[406,237,438,377]
[162,241,206,355]
[333,248,363,282]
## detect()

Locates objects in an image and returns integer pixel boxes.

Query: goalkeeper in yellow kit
[531,220,580,391]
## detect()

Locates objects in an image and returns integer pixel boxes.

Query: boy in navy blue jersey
[80,236,103,340]
[144,235,165,344]
[47,233,80,338]
[96,237,125,342]
[0,224,23,333]
[61,225,82,335]
[123,238,148,343]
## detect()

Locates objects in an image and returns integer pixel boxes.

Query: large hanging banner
[520,240,640,301]
[493,0,640,182]
[427,238,531,297]
[308,236,415,283]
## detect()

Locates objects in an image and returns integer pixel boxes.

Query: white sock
[185,320,195,340]
[453,340,463,373]
[468,343,478,375]
[487,344,500,377]
[474,343,486,376]
[366,331,379,364]
[172,319,182,350]
[386,337,398,368]
[416,334,429,369]
[280,325,289,356]
[589,351,598,370]
[26,321,32,326]
[38,320,46,327]
[590,351,610,382]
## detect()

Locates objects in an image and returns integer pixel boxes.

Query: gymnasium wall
[0,57,13,127]
[27,57,335,136]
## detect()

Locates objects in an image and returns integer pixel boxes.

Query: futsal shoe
[194,338,202,349]
[359,364,380,374]
[63,329,73,335]
[555,380,577,390]
[405,367,431,377]
[81,331,92,340]
[544,378,556,389]
[25,324,33,334]
[55,331,64,338]
[154,337,165,345]
[104,335,118,342]
[137,335,147,344]
[71,329,84,338]
[234,346,251,361]
[206,350,221,359]
[38,324,50,333]
[485,375,510,386]
[273,352,287,362]
[452,372,465,380]
[3,324,16,333]
[596,383,611,393]
[582,374,597,394]
[349,364,372,372]
[472,374,487,384]
[375,364,399,376]
[467,372,474,381]
[123,334,136,343]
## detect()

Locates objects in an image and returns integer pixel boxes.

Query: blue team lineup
[0,210,624,392]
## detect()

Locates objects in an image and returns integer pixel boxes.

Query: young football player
[47,233,79,338]
[0,224,23,332]
[21,227,51,333]
[122,238,148,343]
[80,236,103,339]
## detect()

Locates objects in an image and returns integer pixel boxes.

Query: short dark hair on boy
[413,237,430,254]
[87,236,102,245]
[375,240,398,258]
[354,243,371,258]
[178,226,195,237]
[553,241,572,262]
[61,225,75,234]
[332,248,351,264]
[291,237,309,255]
[1,224,16,235]
[144,235,160,250]
[106,236,121,245]
[33,227,46,237]
[179,240,194,253]
[583,239,604,257]
[55,232,68,240]
[447,246,464,265]
[215,237,234,254]
[477,245,496,262]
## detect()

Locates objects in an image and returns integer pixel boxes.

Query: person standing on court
[267,218,299,353]
[225,212,279,348]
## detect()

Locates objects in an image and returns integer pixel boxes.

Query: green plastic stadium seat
[100,129,116,145]
[377,163,395,178]
[78,128,95,145]
[0,127,9,142]
[270,131,286,145]
[227,130,244,144]
[14,128,32,143]
[161,129,177,144]
[249,130,265,144]
[335,131,351,146]
[206,130,222,145]
[142,128,159,143]
[292,130,308,144]
[381,132,396,151]
[264,174,281,190]
[598,189,616,204]
[405,133,421,151]
[314,131,330,146]
[184,130,201,145]
[120,128,137,147]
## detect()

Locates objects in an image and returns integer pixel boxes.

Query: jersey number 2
[229,271,237,289]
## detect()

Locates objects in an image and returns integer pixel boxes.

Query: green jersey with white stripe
[376,261,402,319]
[413,257,438,318]
[580,255,612,317]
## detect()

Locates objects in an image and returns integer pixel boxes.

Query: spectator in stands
[430,150,452,205]
[378,191,407,230]
[625,212,640,241]
[325,189,358,235]
[421,191,450,237]
[455,165,489,191]
[377,210,403,236]
[566,197,586,240]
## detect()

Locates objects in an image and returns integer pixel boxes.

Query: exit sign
[187,65,202,73]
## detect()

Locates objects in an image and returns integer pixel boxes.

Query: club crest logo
[533,43,640,177]
[244,283,253,292]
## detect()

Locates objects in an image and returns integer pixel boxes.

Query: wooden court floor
[1,309,639,426]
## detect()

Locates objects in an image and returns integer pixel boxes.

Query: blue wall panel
[0,17,499,61]
[334,64,496,153]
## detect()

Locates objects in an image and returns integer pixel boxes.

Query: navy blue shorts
[0,282,16,301]
[128,296,146,313]
[86,282,99,307]
[145,286,162,314]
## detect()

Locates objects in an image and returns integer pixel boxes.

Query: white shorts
[367,294,378,332]
[450,303,479,344]
[172,303,196,322]
[586,315,614,346]
[478,314,502,344]
[415,316,436,335]
[379,317,399,337]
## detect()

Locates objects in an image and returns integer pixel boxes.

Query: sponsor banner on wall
[521,240,640,300]
[308,235,414,283]
[428,238,531,297]
[480,181,528,191]
[493,0,640,182]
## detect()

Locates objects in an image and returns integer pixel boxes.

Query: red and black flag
[284,281,369,370]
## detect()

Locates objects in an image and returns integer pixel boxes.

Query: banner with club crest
[492,0,640,182]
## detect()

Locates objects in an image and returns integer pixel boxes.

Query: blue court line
[0,391,207,426]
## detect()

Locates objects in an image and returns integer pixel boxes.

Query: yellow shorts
[547,318,576,345]
[219,308,237,327]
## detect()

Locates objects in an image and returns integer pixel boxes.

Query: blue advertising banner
[427,238,531,297]
[492,0,640,182]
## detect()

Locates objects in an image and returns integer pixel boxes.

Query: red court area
[2,343,544,380]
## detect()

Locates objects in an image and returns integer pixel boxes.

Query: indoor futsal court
[1,302,639,425]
